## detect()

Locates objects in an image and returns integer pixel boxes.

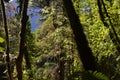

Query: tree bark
[18,0,23,15]
[16,0,29,80]
[59,60,65,80]
[62,0,97,71]
[0,0,12,80]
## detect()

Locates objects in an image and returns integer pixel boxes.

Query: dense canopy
[0,0,120,80]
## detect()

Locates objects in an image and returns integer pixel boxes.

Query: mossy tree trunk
[62,0,97,71]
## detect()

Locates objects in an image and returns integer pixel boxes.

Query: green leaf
[0,37,4,43]
[0,47,3,52]
[82,71,109,80]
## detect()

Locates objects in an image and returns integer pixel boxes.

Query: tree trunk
[62,0,97,71]
[16,0,29,80]
[18,0,23,15]
[59,60,65,80]
[97,0,120,54]
[0,0,12,80]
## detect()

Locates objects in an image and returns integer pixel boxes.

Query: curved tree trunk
[0,0,12,80]
[62,0,97,71]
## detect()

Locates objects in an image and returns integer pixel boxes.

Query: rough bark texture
[16,0,29,80]
[0,0,12,80]
[62,0,97,71]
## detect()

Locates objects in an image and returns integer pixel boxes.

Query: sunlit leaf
[0,47,4,52]
[0,37,4,43]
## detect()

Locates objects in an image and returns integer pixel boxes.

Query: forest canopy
[0,0,120,80]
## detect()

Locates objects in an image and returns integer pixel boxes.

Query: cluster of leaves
[32,0,120,79]
[82,71,109,80]
[34,15,82,79]
[75,0,120,79]
[0,37,4,51]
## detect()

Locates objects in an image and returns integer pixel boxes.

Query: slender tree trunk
[16,0,29,80]
[59,60,64,80]
[59,46,65,80]
[19,0,23,15]
[0,0,12,80]
[97,0,120,54]
[62,0,97,71]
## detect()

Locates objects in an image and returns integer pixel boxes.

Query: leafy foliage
[0,37,4,51]
[82,71,109,80]
[0,37,4,43]
[0,0,120,80]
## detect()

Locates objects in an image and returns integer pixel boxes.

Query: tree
[97,0,120,54]
[17,0,23,15]
[62,0,97,71]
[16,0,29,80]
[0,0,12,80]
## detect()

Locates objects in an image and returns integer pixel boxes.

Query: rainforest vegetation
[0,0,120,80]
